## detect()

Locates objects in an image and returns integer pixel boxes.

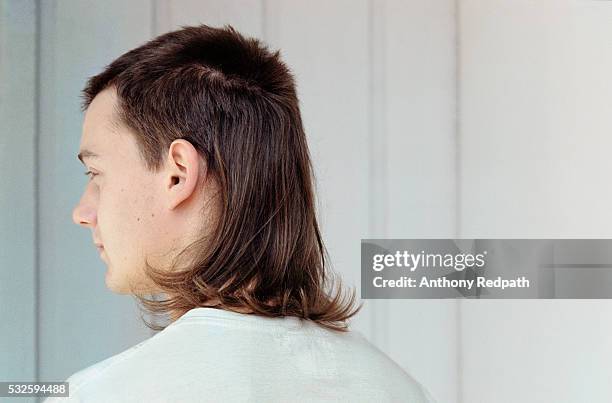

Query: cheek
[100,174,166,246]
[121,184,163,233]
[99,185,152,237]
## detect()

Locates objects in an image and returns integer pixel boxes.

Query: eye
[84,170,98,181]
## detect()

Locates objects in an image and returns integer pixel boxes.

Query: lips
[95,243,104,252]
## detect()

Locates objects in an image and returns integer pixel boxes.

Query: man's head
[72,24,359,330]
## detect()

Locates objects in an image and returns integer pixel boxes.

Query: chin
[105,281,129,295]
[104,270,132,294]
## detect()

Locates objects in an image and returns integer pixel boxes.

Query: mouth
[95,244,104,252]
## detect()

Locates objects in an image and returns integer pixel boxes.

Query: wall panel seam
[367,0,389,351]
[454,0,463,402]
[34,0,41,386]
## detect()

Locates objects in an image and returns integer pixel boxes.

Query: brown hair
[81,24,361,331]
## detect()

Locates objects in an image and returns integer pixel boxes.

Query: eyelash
[84,170,98,180]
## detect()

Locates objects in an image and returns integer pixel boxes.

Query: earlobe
[166,139,201,210]
[167,168,197,211]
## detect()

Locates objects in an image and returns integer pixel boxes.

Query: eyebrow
[77,149,100,165]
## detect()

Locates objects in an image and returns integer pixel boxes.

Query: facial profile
[72,87,214,296]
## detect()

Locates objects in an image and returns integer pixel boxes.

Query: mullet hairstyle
[81,24,361,332]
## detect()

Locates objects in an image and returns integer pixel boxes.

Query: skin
[72,87,220,298]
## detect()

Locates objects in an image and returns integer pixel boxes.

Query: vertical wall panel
[460,1,612,402]
[0,0,37,391]
[38,0,153,382]
[383,1,458,402]
[386,2,457,238]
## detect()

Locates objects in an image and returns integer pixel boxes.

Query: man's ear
[164,139,204,210]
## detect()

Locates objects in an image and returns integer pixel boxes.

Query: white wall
[459,1,612,402]
[378,2,458,401]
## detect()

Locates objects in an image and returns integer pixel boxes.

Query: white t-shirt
[44,307,436,403]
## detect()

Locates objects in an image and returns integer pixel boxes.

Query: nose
[72,191,97,228]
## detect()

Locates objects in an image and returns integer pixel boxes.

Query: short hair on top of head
[81,24,361,331]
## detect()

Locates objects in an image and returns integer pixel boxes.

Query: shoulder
[334,329,437,403]
[42,333,159,403]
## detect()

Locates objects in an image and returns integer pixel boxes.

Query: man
[46,24,435,402]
